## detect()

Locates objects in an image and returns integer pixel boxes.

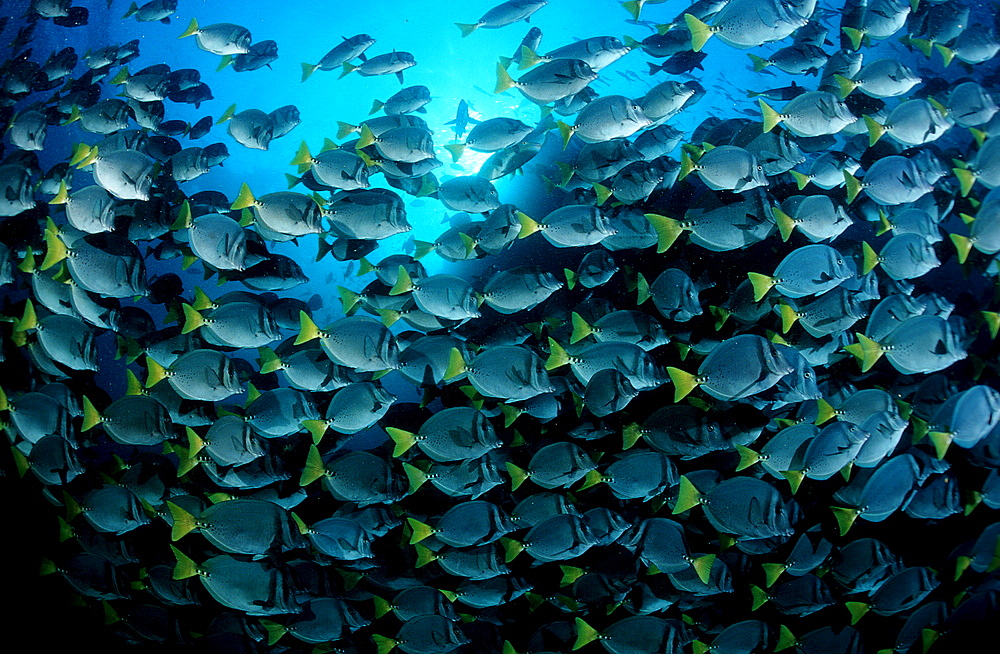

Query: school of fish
[3,0,1000,651]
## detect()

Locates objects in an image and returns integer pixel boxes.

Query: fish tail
[667,367,699,402]
[413,543,438,568]
[709,306,730,330]
[339,62,359,78]
[444,347,467,380]
[302,420,330,445]
[845,600,870,624]
[841,27,864,51]
[789,170,810,190]
[855,333,885,372]
[746,272,774,302]
[505,462,531,491]
[518,45,542,70]
[950,233,973,265]
[556,120,574,149]
[735,444,761,471]
[406,517,434,544]
[80,396,102,431]
[300,444,327,486]
[555,162,575,187]
[16,298,37,333]
[570,312,592,344]
[230,182,256,210]
[289,140,313,166]
[863,115,885,147]
[684,13,713,52]
[573,618,601,650]
[387,427,418,457]
[622,423,643,449]
[336,121,358,140]
[300,62,319,82]
[778,301,799,334]
[636,272,650,305]
[356,124,377,149]
[936,44,954,67]
[455,22,479,38]
[335,287,360,315]
[180,304,205,334]
[691,553,715,584]
[517,213,541,238]
[294,310,322,346]
[750,584,770,610]
[982,310,1000,339]
[444,143,465,162]
[167,502,198,541]
[843,171,863,203]
[501,537,524,562]
[833,74,856,100]
[645,213,683,253]
[592,182,612,206]
[403,462,428,493]
[41,229,68,271]
[623,0,644,20]
[168,199,192,230]
[170,545,199,580]
[759,99,782,133]
[909,38,933,58]
[259,620,286,646]
[928,431,954,460]
[495,62,516,94]
[578,469,604,490]
[953,166,976,197]
[178,17,199,39]
[389,265,415,295]
[545,337,571,370]
[185,427,205,458]
[678,149,696,180]
[258,347,284,375]
[861,241,880,275]
[770,206,795,242]
[748,53,770,73]
[412,240,435,259]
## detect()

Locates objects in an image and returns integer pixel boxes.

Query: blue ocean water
[5,0,1000,652]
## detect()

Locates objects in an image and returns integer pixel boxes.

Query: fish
[499,27,543,69]
[177,18,252,57]
[342,50,417,84]
[647,50,708,74]
[557,95,651,147]
[121,0,177,23]
[445,100,480,141]
[685,0,813,51]
[445,117,532,161]
[9,1,1000,650]
[679,144,768,193]
[519,36,635,72]
[759,91,856,137]
[495,58,598,105]
[371,85,432,116]
[456,0,548,37]
[301,34,375,81]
